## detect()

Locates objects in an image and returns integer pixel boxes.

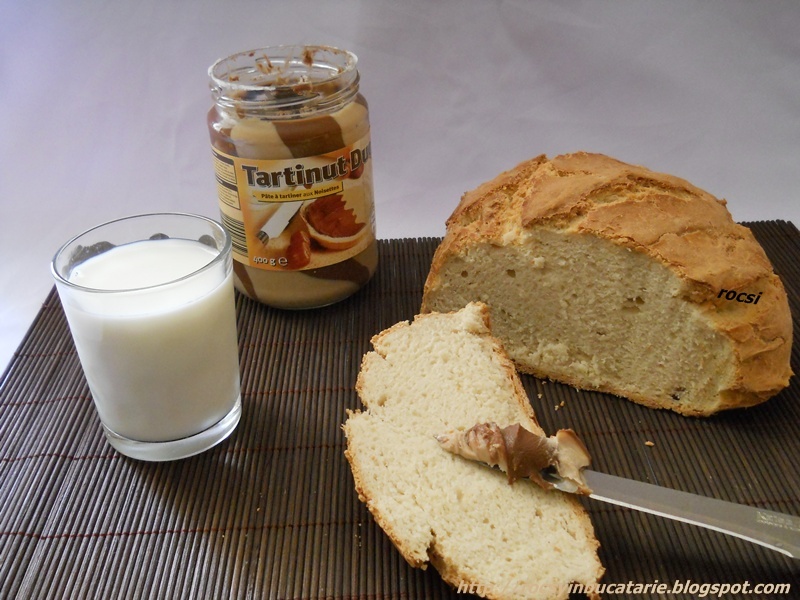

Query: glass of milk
[51,213,242,461]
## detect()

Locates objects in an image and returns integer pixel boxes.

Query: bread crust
[423,152,793,414]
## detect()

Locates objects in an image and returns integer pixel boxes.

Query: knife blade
[577,470,800,559]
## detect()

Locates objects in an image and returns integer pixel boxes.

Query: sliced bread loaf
[421,152,793,416]
[343,302,603,600]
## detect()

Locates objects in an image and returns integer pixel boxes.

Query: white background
[2,0,799,372]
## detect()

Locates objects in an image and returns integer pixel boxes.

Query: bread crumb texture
[343,303,603,600]
[422,152,793,416]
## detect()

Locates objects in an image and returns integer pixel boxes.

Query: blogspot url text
[569,580,791,597]
[457,579,792,597]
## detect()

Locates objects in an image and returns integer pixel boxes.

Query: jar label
[212,134,375,271]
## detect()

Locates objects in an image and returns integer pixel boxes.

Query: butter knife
[544,469,800,559]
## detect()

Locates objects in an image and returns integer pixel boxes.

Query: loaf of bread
[343,303,603,600]
[422,152,793,416]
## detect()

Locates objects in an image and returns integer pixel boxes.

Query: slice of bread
[422,152,793,416]
[343,302,603,600]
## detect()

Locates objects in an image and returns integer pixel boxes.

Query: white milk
[61,238,240,442]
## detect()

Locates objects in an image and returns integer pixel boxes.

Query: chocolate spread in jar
[208,45,377,309]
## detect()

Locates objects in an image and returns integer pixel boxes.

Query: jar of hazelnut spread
[207,45,377,308]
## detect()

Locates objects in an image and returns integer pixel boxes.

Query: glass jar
[207,45,378,309]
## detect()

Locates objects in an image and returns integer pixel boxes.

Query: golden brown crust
[423,152,793,414]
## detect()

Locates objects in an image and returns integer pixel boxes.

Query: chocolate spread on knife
[436,422,592,494]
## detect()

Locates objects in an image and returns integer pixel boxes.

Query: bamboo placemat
[1,222,798,599]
